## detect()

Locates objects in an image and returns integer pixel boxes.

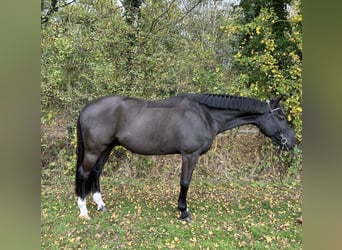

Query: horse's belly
[117,132,179,155]
[121,140,179,155]
[115,107,212,155]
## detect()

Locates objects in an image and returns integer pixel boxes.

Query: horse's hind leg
[91,143,115,212]
[76,151,101,219]
[92,182,107,212]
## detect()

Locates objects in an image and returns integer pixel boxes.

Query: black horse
[75,94,296,221]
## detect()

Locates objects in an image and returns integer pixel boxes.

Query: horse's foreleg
[178,153,199,222]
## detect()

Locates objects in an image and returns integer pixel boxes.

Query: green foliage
[41,2,132,118]
[41,1,302,143]
[41,1,239,119]
[224,1,302,141]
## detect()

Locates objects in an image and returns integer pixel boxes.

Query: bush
[225,6,302,141]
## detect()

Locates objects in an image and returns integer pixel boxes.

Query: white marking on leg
[93,192,106,210]
[77,197,90,219]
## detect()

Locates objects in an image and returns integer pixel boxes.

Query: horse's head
[257,96,297,150]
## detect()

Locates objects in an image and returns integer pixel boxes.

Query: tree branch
[149,0,178,32]
[41,0,77,24]
[151,0,203,34]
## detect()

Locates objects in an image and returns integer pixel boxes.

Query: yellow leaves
[265,235,273,243]
[264,38,276,52]
[234,51,242,58]
[180,220,188,225]
[289,51,301,62]
[255,26,261,35]
[173,236,180,243]
[190,236,197,244]
[291,14,302,23]
[221,24,239,34]
[164,236,181,249]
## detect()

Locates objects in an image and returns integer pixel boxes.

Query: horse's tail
[75,115,91,197]
[76,115,84,173]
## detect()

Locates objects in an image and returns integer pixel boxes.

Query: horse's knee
[180,180,190,189]
[78,166,90,180]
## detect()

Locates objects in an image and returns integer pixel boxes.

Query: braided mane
[183,94,268,114]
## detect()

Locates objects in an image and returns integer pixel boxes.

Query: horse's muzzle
[272,133,296,150]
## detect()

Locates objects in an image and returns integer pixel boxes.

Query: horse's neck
[210,109,261,134]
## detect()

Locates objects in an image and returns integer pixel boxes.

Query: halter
[265,100,292,180]
[266,99,281,113]
[266,100,288,154]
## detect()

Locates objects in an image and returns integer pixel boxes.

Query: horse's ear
[271,95,283,107]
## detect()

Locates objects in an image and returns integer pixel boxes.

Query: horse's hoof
[79,214,91,220]
[179,209,191,222]
[98,205,108,212]
[182,216,191,223]
[179,213,191,223]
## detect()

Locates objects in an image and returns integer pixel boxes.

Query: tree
[237,0,295,71]
[227,0,302,140]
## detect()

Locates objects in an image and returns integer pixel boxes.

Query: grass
[41,169,302,249]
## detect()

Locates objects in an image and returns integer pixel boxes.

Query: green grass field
[41,167,302,249]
